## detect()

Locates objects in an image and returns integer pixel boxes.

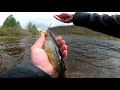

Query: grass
[0,27,40,39]
[0,36,33,39]
[55,34,120,41]
[50,25,120,41]
[0,36,19,39]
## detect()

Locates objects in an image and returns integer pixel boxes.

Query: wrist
[36,64,54,76]
[71,14,74,22]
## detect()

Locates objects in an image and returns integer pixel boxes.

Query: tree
[16,21,21,28]
[26,22,33,31]
[26,22,39,36]
[2,14,21,28]
[31,24,39,35]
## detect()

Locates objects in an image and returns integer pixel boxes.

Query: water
[0,38,36,72]
[1,37,120,78]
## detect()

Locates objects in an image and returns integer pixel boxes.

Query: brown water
[1,36,120,78]
[0,38,36,72]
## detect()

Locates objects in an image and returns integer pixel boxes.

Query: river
[0,36,120,78]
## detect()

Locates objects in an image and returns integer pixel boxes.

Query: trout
[42,29,66,78]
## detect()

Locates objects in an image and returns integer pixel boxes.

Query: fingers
[54,15,61,21]
[62,50,67,60]
[61,45,68,60]
[55,36,62,43]
[54,13,73,23]
[54,15,65,22]
[56,37,66,47]
[60,45,68,52]
[32,32,46,48]
[59,40,66,47]
[56,36,68,60]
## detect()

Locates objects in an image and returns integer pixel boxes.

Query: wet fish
[42,29,66,78]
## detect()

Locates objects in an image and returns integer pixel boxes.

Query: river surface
[1,36,120,78]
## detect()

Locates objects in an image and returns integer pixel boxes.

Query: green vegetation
[50,25,120,41]
[0,14,40,38]
[26,22,39,36]
[0,27,31,36]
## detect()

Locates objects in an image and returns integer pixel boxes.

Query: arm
[0,60,51,78]
[73,12,120,38]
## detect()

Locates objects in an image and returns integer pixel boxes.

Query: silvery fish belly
[43,29,66,78]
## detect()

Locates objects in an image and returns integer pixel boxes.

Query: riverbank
[0,36,35,40]
[55,34,120,41]
[50,25,120,41]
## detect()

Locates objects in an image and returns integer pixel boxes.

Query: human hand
[30,32,68,76]
[54,13,74,23]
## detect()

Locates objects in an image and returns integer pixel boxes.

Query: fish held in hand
[42,29,67,78]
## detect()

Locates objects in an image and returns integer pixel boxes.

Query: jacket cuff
[0,60,52,78]
[23,60,52,78]
[73,12,91,26]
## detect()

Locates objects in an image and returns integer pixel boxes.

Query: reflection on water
[1,37,120,78]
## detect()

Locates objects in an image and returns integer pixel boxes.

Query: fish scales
[43,29,66,78]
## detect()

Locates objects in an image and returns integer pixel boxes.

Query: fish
[42,29,67,78]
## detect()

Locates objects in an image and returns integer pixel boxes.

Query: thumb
[39,32,46,48]
[33,32,46,48]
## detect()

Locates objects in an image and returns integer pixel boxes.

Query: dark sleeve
[73,12,120,38]
[0,60,51,78]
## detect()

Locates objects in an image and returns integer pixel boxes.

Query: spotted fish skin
[43,29,66,78]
